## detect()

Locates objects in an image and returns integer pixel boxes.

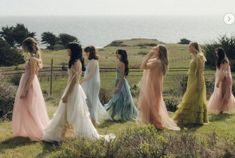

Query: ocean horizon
[0,15,234,47]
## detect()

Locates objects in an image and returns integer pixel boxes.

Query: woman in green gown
[174,42,208,126]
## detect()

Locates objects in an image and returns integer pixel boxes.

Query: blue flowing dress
[105,66,137,121]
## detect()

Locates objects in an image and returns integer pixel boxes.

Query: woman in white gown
[43,43,106,142]
[81,46,110,125]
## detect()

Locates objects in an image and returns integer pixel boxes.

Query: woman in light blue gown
[105,49,137,121]
[81,46,110,125]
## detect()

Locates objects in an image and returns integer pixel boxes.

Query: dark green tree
[0,38,24,66]
[59,33,78,47]
[0,26,15,47]
[204,35,235,71]
[0,24,35,47]
[41,32,58,50]
[178,38,191,44]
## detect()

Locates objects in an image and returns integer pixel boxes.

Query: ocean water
[0,15,235,47]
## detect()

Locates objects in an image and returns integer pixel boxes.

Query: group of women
[12,37,235,142]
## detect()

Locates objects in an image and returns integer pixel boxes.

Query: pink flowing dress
[208,63,235,114]
[12,57,49,141]
[138,62,180,130]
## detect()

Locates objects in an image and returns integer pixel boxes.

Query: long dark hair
[66,42,85,71]
[116,49,129,76]
[84,46,99,60]
[215,47,229,69]
[158,44,169,75]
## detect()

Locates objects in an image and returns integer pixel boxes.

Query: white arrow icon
[224,13,235,25]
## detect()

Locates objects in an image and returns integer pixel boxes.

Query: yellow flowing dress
[174,53,208,125]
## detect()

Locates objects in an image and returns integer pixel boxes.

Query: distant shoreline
[0,15,234,47]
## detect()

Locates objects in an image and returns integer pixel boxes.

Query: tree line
[0,24,79,66]
[0,23,79,49]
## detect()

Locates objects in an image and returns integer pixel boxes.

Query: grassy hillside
[1,39,235,158]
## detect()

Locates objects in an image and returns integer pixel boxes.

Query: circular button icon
[224,13,235,25]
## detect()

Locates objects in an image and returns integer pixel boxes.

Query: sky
[0,0,235,16]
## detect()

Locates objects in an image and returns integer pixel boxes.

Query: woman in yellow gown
[174,42,208,126]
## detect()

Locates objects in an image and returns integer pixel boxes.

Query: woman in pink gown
[12,37,49,141]
[138,45,180,131]
[208,48,235,114]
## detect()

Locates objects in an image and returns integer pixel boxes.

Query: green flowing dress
[174,53,208,125]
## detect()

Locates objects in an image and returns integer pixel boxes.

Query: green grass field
[1,39,235,158]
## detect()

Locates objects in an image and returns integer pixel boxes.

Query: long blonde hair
[158,44,168,75]
[22,37,43,68]
[189,42,206,61]
[189,42,203,54]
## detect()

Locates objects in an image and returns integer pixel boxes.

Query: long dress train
[173,53,208,125]
[12,57,49,141]
[82,60,110,124]
[208,64,235,114]
[138,61,180,130]
[105,67,137,121]
[43,65,114,142]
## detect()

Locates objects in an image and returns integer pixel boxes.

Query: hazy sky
[1,0,235,16]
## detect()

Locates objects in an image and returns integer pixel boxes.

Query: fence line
[1,67,190,77]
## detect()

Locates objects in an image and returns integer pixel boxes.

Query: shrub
[0,76,17,120]
[50,126,235,158]
[9,73,21,86]
[0,38,25,66]
[204,35,235,71]
[180,75,214,97]
[130,84,140,97]
[180,75,188,95]
[165,97,179,112]
[164,88,180,97]
[50,138,109,158]
[178,38,191,44]
[137,51,147,56]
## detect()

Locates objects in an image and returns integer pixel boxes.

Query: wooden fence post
[50,58,53,96]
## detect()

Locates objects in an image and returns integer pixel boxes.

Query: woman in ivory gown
[43,43,114,142]
[208,48,235,114]
[12,37,49,141]
[81,46,110,125]
[138,45,180,131]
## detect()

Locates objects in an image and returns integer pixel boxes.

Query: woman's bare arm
[140,50,155,69]
[145,58,160,69]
